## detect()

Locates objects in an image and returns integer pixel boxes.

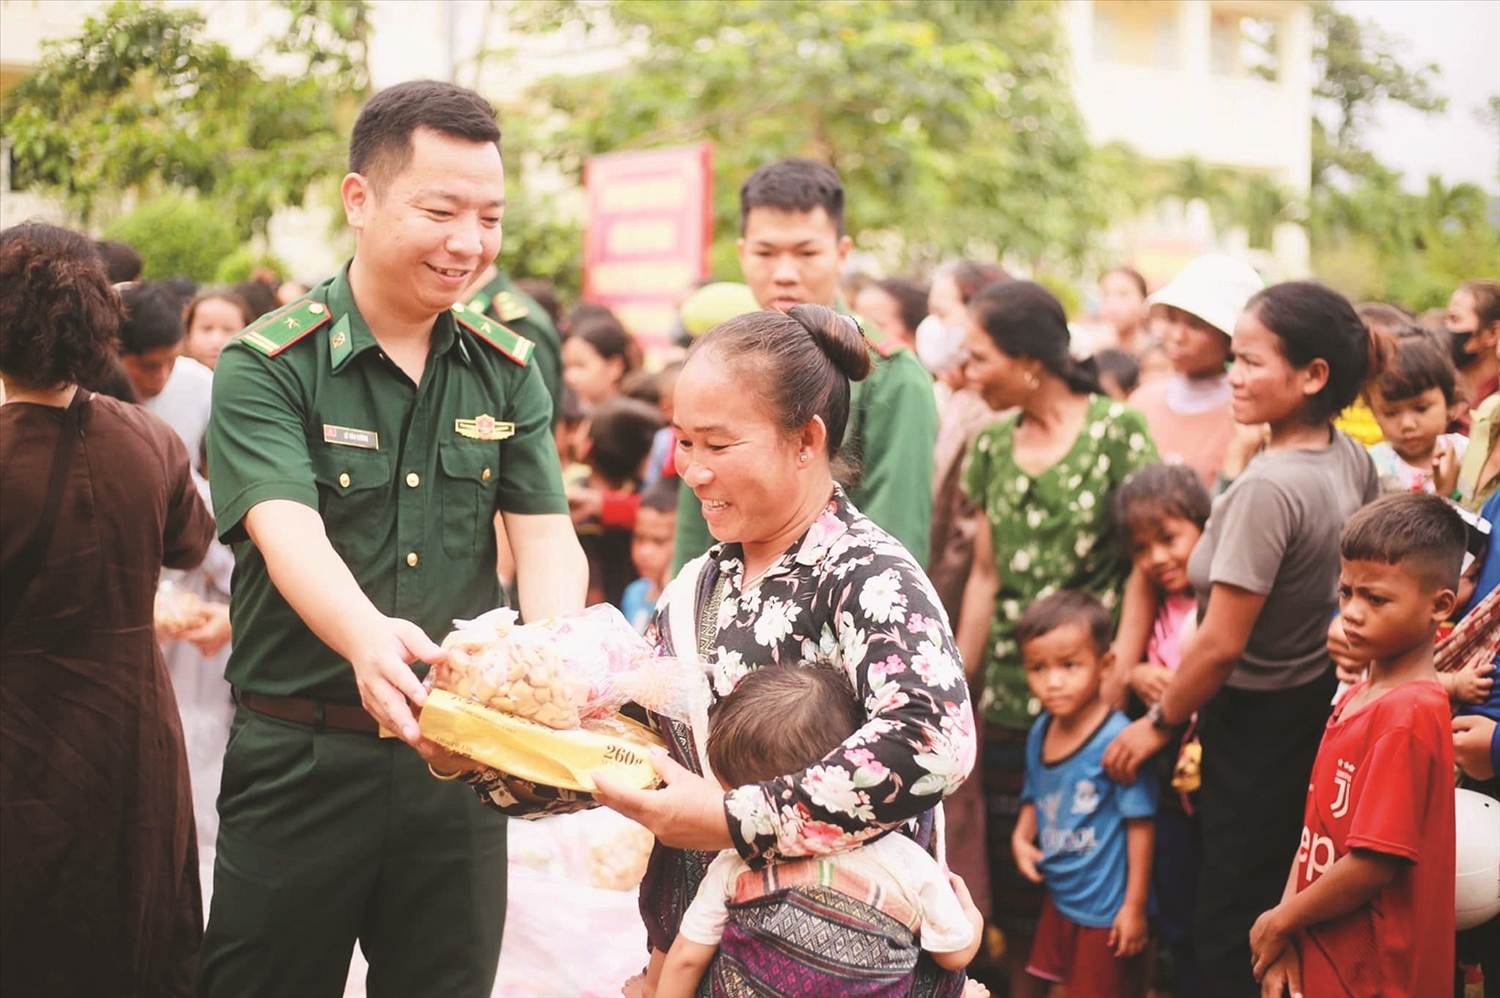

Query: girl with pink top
[1111,463,1213,998]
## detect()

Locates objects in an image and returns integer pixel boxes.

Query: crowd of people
[1,77,1497,998]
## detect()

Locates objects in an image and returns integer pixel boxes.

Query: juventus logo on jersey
[1330,758,1356,819]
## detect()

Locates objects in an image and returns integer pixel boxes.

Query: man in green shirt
[464,264,563,414]
[199,81,586,997]
[672,159,938,572]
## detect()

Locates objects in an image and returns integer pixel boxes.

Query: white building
[1063,0,1315,278]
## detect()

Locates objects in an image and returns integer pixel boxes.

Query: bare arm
[501,510,588,622]
[244,499,442,743]
[957,512,999,683]
[1108,567,1158,708]
[1110,817,1154,957]
[1010,801,1044,883]
[1250,850,1402,979]
[657,936,717,998]
[931,872,986,970]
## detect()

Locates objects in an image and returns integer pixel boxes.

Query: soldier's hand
[351,617,444,745]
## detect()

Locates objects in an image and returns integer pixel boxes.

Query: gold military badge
[455,413,515,441]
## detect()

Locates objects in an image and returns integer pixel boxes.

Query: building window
[1093,1,1178,70]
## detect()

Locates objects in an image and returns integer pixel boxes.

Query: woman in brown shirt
[1,223,214,996]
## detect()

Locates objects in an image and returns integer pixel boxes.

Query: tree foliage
[504,0,1102,272]
[103,193,238,282]
[1,0,369,238]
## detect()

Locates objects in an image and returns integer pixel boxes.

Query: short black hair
[740,159,845,237]
[94,239,142,284]
[349,80,501,191]
[1113,463,1212,541]
[873,277,930,337]
[707,664,863,788]
[1016,590,1113,658]
[119,282,185,355]
[586,397,663,485]
[639,476,680,515]
[1370,330,1457,406]
[231,280,280,322]
[1341,492,1467,592]
[1093,348,1141,397]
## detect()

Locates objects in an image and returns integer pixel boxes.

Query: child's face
[184,297,245,371]
[632,507,676,585]
[1154,305,1229,379]
[1337,558,1455,662]
[1128,514,1202,595]
[1022,622,1110,722]
[1368,385,1450,465]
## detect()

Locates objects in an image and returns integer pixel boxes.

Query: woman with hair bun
[954,280,1159,997]
[0,223,214,995]
[1105,281,1381,997]
[580,303,978,995]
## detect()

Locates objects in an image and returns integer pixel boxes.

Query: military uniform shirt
[467,269,563,416]
[207,262,568,703]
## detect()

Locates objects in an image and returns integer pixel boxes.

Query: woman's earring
[1025,374,1040,389]
[799,452,809,463]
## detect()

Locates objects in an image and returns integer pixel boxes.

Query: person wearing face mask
[1456,286,1500,512]
[1449,280,1500,434]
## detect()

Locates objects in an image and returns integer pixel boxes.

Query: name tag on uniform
[455,414,514,441]
[323,424,380,449]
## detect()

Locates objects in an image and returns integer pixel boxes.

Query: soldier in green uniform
[198,81,587,997]
[464,264,563,415]
[671,158,938,572]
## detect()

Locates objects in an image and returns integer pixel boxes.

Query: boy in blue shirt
[1011,590,1158,998]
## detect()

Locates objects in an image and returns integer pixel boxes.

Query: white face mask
[916,314,966,374]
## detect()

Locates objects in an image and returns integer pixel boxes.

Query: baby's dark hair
[1113,463,1212,542]
[1340,492,1467,592]
[639,476,680,515]
[707,665,863,788]
[1369,329,1458,407]
[1016,590,1112,658]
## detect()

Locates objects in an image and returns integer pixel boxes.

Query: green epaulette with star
[469,288,531,324]
[234,298,333,357]
[451,301,534,367]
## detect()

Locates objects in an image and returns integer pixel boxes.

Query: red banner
[583,143,713,358]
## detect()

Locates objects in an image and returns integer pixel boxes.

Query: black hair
[1462,280,1500,332]
[118,283,185,355]
[514,277,561,329]
[707,664,863,788]
[872,277,929,337]
[1369,330,1458,406]
[639,476,680,515]
[349,80,501,190]
[970,281,1103,396]
[586,397,664,486]
[1340,492,1467,591]
[231,280,280,323]
[2,223,123,389]
[1355,301,1418,338]
[88,354,141,404]
[938,260,1011,305]
[1016,590,1113,658]
[1093,348,1140,397]
[691,304,872,458]
[740,159,845,237]
[556,385,586,426]
[1244,282,1381,425]
[570,311,640,378]
[159,275,199,311]
[1104,266,1148,299]
[94,239,142,284]
[1113,463,1212,543]
[184,290,255,335]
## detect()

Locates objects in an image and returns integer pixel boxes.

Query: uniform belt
[234,689,380,735]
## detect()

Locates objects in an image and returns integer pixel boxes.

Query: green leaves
[1,0,367,238]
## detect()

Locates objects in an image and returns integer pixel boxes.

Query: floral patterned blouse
[961,394,1157,731]
[649,485,976,864]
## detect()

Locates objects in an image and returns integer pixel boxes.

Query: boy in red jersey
[1249,491,1461,998]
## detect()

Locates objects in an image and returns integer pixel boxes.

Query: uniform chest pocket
[438,440,499,557]
[311,447,392,550]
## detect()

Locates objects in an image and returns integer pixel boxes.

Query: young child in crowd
[574,397,664,608]
[181,289,254,372]
[1249,492,1461,998]
[1012,591,1158,998]
[621,478,679,633]
[1366,328,1467,495]
[1127,254,1264,487]
[1112,463,1212,996]
[1094,348,1141,401]
[657,664,983,997]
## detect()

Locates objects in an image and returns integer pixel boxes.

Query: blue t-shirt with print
[1022,709,1159,929]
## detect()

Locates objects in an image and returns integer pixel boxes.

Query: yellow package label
[418,689,664,792]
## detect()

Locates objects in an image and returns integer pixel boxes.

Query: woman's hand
[1326,616,1366,686]
[176,601,232,657]
[1221,422,1270,481]
[594,749,733,852]
[1102,716,1170,784]
[1129,663,1173,705]
[1432,436,1461,498]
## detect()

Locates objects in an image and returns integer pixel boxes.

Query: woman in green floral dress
[954,281,1157,997]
